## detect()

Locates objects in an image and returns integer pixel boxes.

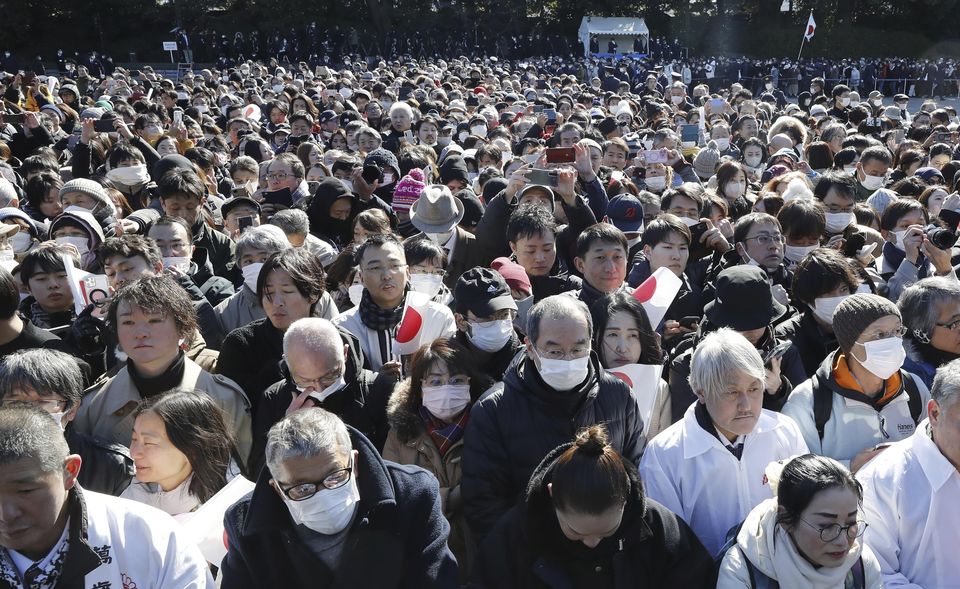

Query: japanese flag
[392,299,427,356]
[606,363,664,435]
[63,256,113,316]
[179,474,256,566]
[804,12,817,41]
[632,266,683,329]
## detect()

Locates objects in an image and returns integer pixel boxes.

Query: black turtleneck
[129,351,187,399]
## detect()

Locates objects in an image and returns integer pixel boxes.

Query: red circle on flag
[611,371,633,388]
[395,307,423,343]
[632,276,658,304]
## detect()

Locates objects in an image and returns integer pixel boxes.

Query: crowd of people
[1,46,960,588]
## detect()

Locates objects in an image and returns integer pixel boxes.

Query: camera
[925,225,958,250]
[841,230,866,257]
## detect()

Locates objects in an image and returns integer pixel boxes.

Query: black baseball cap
[453,267,518,317]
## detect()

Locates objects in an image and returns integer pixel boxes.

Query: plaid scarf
[419,405,470,456]
[28,302,75,330]
[357,287,406,332]
[0,530,70,589]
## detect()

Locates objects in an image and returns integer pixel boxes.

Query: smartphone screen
[238,216,255,231]
[527,168,558,187]
[544,147,575,164]
[680,124,699,143]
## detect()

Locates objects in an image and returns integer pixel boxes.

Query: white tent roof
[578,16,649,37]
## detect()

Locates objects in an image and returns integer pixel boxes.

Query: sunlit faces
[260,268,318,331]
[600,310,643,369]
[510,230,556,277]
[129,411,192,492]
[698,368,763,441]
[643,232,690,277]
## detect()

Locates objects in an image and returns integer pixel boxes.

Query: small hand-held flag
[392,299,426,356]
[632,266,683,328]
[804,12,816,41]
[606,363,664,435]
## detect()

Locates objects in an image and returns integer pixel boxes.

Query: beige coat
[74,357,252,460]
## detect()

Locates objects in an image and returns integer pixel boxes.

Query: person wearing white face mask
[214,225,291,335]
[384,338,499,582]
[783,294,928,474]
[409,184,483,288]
[222,408,459,587]
[462,295,646,540]
[851,146,891,201]
[451,268,523,382]
[877,198,955,302]
[0,348,135,496]
[247,318,393,477]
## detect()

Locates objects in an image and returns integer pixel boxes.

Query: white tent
[578,16,650,58]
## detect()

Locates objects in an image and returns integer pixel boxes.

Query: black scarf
[128,351,187,398]
[357,288,405,332]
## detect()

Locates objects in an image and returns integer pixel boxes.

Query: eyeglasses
[3,397,65,412]
[799,518,868,543]
[363,263,407,277]
[936,317,960,331]
[266,172,291,181]
[278,458,353,501]
[292,364,343,391]
[858,325,907,342]
[743,233,785,247]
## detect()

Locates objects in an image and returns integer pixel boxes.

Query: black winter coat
[461,353,646,540]
[65,426,134,496]
[774,310,838,380]
[221,427,459,589]
[470,440,715,589]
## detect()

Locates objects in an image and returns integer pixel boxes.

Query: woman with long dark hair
[122,390,242,517]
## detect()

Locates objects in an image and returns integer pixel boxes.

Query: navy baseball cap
[606,193,645,233]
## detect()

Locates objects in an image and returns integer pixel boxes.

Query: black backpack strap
[812,373,833,442]
[846,556,865,589]
[901,371,923,424]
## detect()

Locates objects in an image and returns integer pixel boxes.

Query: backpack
[716,521,866,589]
[814,370,923,442]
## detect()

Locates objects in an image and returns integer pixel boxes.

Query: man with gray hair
[899,276,960,389]
[269,208,337,267]
[0,348,134,495]
[462,294,646,540]
[0,405,213,586]
[858,357,960,587]
[222,408,458,587]
[247,317,392,475]
[640,328,808,555]
[214,224,291,334]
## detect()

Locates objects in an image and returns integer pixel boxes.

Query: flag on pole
[804,12,816,41]
[631,266,683,329]
[392,298,427,356]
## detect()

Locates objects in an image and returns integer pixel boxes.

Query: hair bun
[573,424,609,456]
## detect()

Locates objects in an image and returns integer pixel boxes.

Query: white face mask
[892,229,909,251]
[679,216,700,227]
[341,179,354,193]
[765,83,773,91]
[301,374,347,404]
[813,294,848,325]
[627,234,643,249]
[381,172,394,185]
[824,212,854,234]
[784,243,818,263]
[162,256,191,272]
[426,231,454,245]
[853,336,906,380]
[421,384,472,421]
[645,176,667,191]
[533,349,590,391]
[348,284,364,306]
[670,95,684,105]
[467,318,514,353]
[714,138,730,152]
[54,236,89,255]
[282,469,360,535]
[242,262,264,293]
[409,273,443,298]
[10,231,32,253]
[724,182,744,199]
[841,97,851,107]
[871,99,882,108]
[0,248,12,262]
[107,164,150,186]
[744,155,763,168]
[843,165,858,175]
[860,173,885,191]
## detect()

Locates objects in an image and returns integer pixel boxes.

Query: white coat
[782,370,929,468]
[332,290,456,371]
[857,420,960,588]
[639,403,809,556]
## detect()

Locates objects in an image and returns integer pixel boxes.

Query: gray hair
[269,208,311,236]
[932,358,960,409]
[819,123,847,144]
[527,295,593,345]
[898,276,960,342]
[282,318,344,359]
[0,178,17,208]
[689,328,766,400]
[236,225,291,259]
[0,349,85,410]
[265,408,352,477]
[389,101,414,120]
[0,405,70,473]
